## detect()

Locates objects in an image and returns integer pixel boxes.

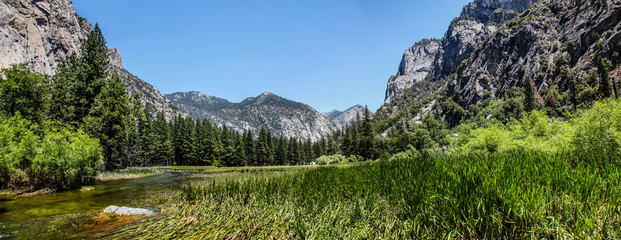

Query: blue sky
[73,0,470,113]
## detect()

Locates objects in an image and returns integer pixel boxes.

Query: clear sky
[73,0,470,113]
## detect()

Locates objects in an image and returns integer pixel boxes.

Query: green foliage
[572,98,621,162]
[127,150,621,239]
[83,73,131,170]
[0,64,48,121]
[523,76,539,112]
[597,55,613,98]
[314,154,345,165]
[49,24,109,126]
[0,115,102,189]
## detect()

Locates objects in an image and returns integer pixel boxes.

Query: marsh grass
[113,151,621,239]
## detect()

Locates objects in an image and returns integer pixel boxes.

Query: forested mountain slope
[167,91,342,141]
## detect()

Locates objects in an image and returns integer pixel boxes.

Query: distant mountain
[0,0,184,120]
[166,91,341,141]
[323,105,369,126]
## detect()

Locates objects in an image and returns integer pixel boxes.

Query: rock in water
[103,205,153,215]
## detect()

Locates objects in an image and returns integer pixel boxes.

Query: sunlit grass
[114,151,621,239]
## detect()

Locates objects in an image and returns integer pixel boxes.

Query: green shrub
[572,98,621,162]
[314,154,344,165]
[0,115,102,190]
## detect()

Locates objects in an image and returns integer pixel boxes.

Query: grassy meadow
[112,151,621,239]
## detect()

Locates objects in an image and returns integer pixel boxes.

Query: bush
[572,98,621,162]
[315,154,345,165]
[0,115,103,190]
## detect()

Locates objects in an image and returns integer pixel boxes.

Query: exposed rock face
[451,0,621,107]
[0,0,91,76]
[379,0,540,114]
[107,48,122,69]
[0,0,184,120]
[167,92,341,141]
[432,0,539,79]
[384,39,440,104]
[323,105,369,126]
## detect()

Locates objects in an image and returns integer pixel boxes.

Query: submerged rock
[103,205,153,215]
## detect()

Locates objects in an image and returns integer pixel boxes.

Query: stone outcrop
[384,39,440,104]
[167,91,341,141]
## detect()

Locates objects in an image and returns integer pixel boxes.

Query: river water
[0,171,192,239]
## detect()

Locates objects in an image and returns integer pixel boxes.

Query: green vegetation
[107,98,621,239]
[119,151,620,239]
[0,115,102,190]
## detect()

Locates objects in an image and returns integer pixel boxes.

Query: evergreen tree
[243,131,255,166]
[50,24,109,126]
[597,56,613,98]
[129,92,148,166]
[524,76,538,112]
[231,136,246,167]
[359,106,375,160]
[219,124,235,167]
[256,128,272,165]
[83,73,131,170]
[150,112,174,166]
[0,64,47,121]
[274,137,288,165]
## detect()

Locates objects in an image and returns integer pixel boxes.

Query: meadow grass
[116,152,621,239]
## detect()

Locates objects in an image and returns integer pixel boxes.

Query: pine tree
[597,56,613,98]
[524,76,538,112]
[129,92,148,166]
[274,137,287,165]
[83,73,131,170]
[243,131,255,165]
[256,128,272,165]
[231,136,246,167]
[219,124,235,166]
[50,24,109,126]
[359,106,375,160]
[0,64,48,121]
[150,112,174,166]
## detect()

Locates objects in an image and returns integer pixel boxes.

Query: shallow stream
[0,171,193,239]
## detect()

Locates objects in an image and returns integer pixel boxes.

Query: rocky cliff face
[432,0,539,79]
[323,105,369,126]
[384,39,440,104]
[0,0,184,120]
[378,0,620,132]
[167,92,341,141]
[380,0,540,114]
[451,0,621,107]
[0,0,91,76]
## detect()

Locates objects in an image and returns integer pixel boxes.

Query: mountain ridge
[166,91,341,141]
